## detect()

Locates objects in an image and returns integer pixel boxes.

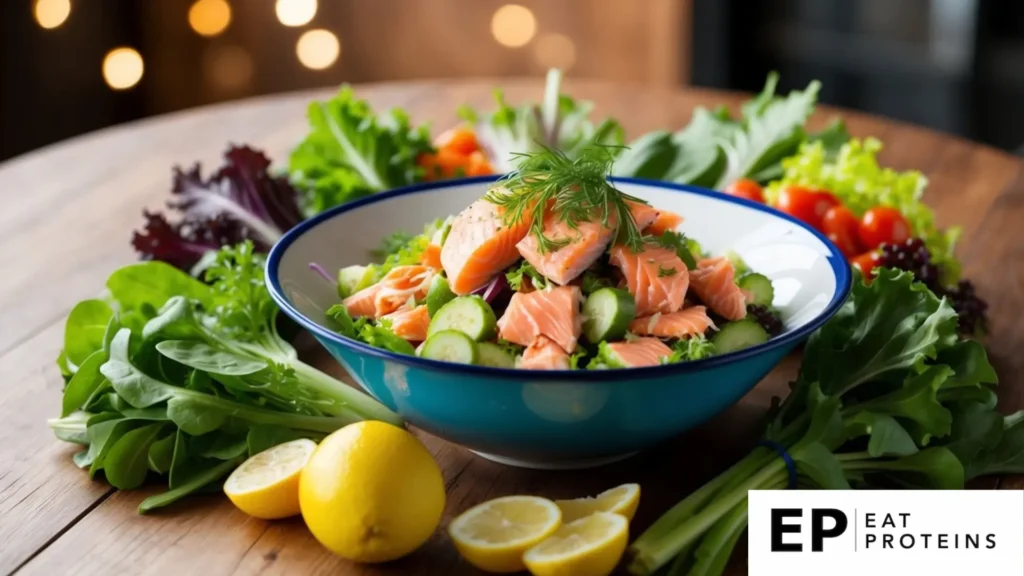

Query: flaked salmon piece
[343,265,433,319]
[609,243,689,316]
[518,335,570,370]
[644,209,684,236]
[421,243,443,270]
[440,194,530,295]
[604,338,674,367]
[629,306,716,339]
[497,285,582,353]
[382,305,430,342]
[690,257,747,320]
[516,201,661,286]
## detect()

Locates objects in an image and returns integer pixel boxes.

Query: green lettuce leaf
[765,137,961,283]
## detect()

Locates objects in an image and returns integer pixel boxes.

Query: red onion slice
[308,262,334,285]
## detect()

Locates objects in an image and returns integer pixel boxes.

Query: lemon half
[224,438,317,519]
[555,483,640,523]
[448,495,562,573]
[523,512,629,576]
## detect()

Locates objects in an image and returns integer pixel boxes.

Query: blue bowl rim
[266,174,853,381]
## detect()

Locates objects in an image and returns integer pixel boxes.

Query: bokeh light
[276,0,317,27]
[296,29,340,70]
[203,45,254,92]
[533,33,576,71]
[34,0,71,30]
[188,0,232,37]
[491,4,537,48]
[102,47,144,90]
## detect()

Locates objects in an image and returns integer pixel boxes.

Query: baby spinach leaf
[48,411,92,445]
[61,350,109,417]
[138,457,242,514]
[101,329,176,408]
[167,396,227,436]
[107,261,213,312]
[196,432,248,460]
[612,131,677,179]
[874,447,965,490]
[73,450,93,469]
[843,412,918,457]
[56,350,74,382]
[105,423,169,490]
[851,365,954,445]
[942,402,1004,480]
[148,432,176,474]
[120,406,169,421]
[156,341,267,376]
[795,443,849,490]
[937,339,998,388]
[64,299,114,367]
[87,418,143,479]
[141,296,203,341]
[973,411,1024,476]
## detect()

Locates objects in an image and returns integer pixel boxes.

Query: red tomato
[776,185,839,229]
[858,207,911,250]
[439,127,479,156]
[851,251,881,280]
[724,178,764,203]
[465,150,494,176]
[821,205,863,258]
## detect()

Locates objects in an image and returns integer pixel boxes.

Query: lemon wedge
[448,495,562,573]
[223,438,317,519]
[523,512,629,576]
[554,483,641,523]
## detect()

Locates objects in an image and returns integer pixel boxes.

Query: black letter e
[771,508,803,552]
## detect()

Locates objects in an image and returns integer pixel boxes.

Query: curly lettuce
[766,138,962,283]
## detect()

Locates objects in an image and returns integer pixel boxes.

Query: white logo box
[748,490,1024,575]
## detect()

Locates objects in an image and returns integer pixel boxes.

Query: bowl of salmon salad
[267,145,852,467]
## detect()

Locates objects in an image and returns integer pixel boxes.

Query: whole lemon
[299,421,445,563]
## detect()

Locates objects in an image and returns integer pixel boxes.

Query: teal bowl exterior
[267,175,852,468]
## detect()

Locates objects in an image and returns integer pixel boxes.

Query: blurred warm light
[189,0,232,37]
[102,47,144,90]
[34,0,71,30]
[203,45,254,92]
[276,0,317,27]
[533,33,576,71]
[491,4,536,48]
[296,29,340,70]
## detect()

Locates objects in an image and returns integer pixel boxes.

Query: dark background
[3,0,1023,163]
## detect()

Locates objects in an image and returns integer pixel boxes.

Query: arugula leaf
[357,321,416,356]
[506,260,549,292]
[714,79,820,190]
[289,86,433,215]
[663,336,716,364]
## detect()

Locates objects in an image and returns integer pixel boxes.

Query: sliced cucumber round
[582,288,636,343]
[426,275,457,317]
[337,265,372,298]
[428,295,497,341]
[711,319,769,354]
[419,330,478,364]
[737,273,774,307]
[476,342,517,368]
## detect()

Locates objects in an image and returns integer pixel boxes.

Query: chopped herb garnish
[484,143,647,254]
[648,230,698,270]
[657,265,678,277]
[506,260,549,291]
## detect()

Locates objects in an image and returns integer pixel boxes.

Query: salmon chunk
[689,257,747,320]
[343,265,433,319]
[518,335,571,370]
[440,195,530,295]
[609,244,690,316]
[382,305,431,342]
[644,209,684,236]
[516,201,660,286]
[603,338,674,367]
[497,285,582,353]
[629,306,716,339]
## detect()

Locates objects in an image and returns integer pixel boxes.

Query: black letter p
[811,509,848,552]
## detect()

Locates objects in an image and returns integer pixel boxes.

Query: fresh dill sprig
[484,143,648,253]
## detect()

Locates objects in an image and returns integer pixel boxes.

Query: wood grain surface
[0,79,1021,576]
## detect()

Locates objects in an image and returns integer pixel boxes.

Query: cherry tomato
[776,185,840,230]
[438,127,479,156]
[724,178,764,203]
[434,147,470,178]
[851,251,881,280]
[858,206,911,250]
[465,150,494,176]
[820,205,863,258]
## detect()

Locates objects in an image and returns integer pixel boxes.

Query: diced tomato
[775,185,840,230]
[441,127,480,156]
[858,206,911,250]
[851,251,881,280]
[821,205,863,258]
[724,178,764,203]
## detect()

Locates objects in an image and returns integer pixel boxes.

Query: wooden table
[1,79,1021,576]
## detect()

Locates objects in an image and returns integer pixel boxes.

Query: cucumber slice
[711,319,769,354]
[428,295,497,341]
[420,330,478,364]
[737,273,774,306]
[431,216,454,247]
[726,250,751,276]
[426,275,457,317]
[476,342,517,368]
[582,288,636,343]
[337,265,372,298]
